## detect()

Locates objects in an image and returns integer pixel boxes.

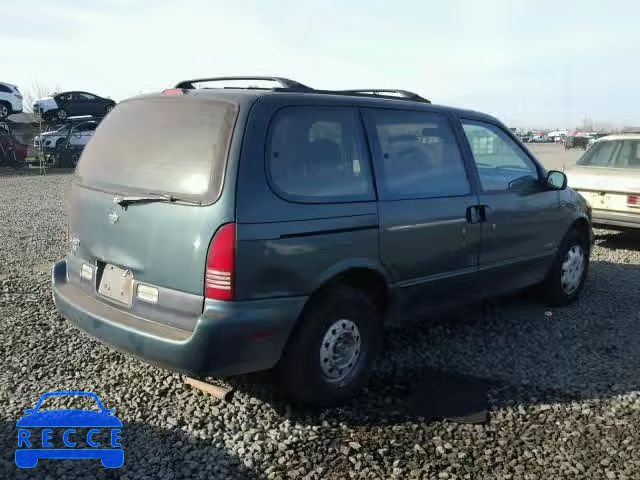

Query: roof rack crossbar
[337,89,430,103]
[175,76,311,90]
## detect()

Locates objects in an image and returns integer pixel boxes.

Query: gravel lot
[527,143,584,171]
[1,171,640,479]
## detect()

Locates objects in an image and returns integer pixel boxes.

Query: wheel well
[313,268,390,315]
[569,217,590,243]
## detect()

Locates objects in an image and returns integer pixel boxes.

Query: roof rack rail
[338,89,430,103]
[175,76,311,90]
[174,77,430,103]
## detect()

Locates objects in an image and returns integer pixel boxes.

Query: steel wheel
[276,286,382,405]
[319,318,362,383]
[560,244,585,295]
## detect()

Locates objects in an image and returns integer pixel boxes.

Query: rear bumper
[52,259,307,377]
[592,210,640,229]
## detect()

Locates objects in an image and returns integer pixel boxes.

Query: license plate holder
[98,264,134,306]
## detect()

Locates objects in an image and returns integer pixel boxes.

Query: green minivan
[52,77,592,405]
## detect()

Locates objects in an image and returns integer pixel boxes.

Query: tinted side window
[0,85,10,93]
[364,109,470,200]
[461,120,539,191]
[267,107,374,202]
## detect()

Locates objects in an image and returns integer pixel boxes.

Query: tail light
[628,195,639,207]
[205,223,235,301]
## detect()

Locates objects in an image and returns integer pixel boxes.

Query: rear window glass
[577,140,619,167]
[577,140,640,168]
[266,107,374,202]
[75,97,237,202]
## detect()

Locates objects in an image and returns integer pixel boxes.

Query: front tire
[541,229,589,306]
[275,287,382,406]
[56,108,68,121]
[0,103,9,119]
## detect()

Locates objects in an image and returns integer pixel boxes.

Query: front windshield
[577,140,640,168]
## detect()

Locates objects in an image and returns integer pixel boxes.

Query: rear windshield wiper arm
[113,193,201,207]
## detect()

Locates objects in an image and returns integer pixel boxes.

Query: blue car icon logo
[15,391,123,468]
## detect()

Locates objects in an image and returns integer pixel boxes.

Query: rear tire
[275,286,382,406]
[56,108,68,121]
[541,228,589,306]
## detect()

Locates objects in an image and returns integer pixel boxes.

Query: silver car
[567,133,640,229]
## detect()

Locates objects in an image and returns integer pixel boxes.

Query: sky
[2,0,639,129]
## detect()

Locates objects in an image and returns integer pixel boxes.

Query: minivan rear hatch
[70,96,238,307]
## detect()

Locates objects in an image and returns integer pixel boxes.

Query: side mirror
[546,170,567,190]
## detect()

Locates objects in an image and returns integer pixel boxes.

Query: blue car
[15,391,123,468]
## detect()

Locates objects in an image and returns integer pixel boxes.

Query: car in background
[0,82,23,119]
[564,136,589,150]
[34,118,98,151]
[567,133,640,229]
[33,91,115,122]
[0,123,27,163]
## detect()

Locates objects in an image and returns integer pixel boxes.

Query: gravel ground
[1,171,639,479]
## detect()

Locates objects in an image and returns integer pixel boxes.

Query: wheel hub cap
[320,319,361,383]
[561,244,585,294]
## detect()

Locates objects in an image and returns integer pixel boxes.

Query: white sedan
[566,133,640,229]
[34,120,98,151]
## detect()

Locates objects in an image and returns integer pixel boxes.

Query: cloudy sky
[2,0,639,129]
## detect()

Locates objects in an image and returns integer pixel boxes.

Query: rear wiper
[113,193,201,207]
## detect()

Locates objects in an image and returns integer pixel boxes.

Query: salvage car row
[0,81,114,121]
[0,80,114,168]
